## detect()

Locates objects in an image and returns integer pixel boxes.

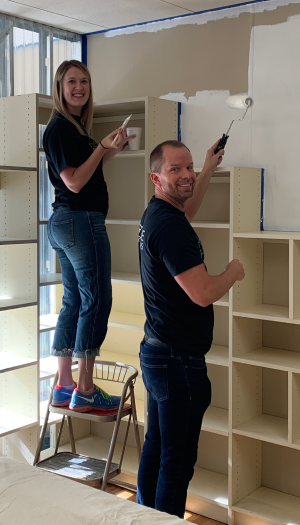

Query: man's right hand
[225,259,245,281]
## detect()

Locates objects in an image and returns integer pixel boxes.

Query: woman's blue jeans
[137,339,211,518]
[47,209,112,359]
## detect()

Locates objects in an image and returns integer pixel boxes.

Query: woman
[44,60,134,412]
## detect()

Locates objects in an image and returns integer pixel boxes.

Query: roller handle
[214,134,229,154]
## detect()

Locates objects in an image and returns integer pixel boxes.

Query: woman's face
[62,66,90,116]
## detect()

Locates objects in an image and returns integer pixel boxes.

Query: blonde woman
[44,60,134,412]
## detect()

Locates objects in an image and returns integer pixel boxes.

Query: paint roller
[214,95,254,154]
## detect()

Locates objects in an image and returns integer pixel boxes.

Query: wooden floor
[105,483,223,525]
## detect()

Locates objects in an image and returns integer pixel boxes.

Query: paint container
[215,95,254,154]
[127,127,142,150]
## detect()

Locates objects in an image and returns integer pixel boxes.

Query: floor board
[105,483,223,525]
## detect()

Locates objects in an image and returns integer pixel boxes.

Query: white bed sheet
[0,457,187,525]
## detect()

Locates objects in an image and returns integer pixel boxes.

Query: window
[0,13,81,96]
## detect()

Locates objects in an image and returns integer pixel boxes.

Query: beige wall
[87,1,300,231]
[88,3,300,103]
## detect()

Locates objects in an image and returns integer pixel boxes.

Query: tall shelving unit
[2,93,300,525]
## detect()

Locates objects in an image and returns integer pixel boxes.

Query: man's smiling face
[153,145,196,204]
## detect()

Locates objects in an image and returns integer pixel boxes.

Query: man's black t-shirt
[43,111,108,214]
[139,196,214,356]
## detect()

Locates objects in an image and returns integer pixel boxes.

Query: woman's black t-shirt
[43,111,108,214]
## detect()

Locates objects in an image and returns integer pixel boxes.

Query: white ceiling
[0,0,244,34]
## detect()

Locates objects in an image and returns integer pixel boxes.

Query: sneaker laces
[94,385,111,400]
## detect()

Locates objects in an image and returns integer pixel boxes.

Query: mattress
[0,457,187,524]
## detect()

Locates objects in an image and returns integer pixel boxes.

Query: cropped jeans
[137,339,211,518]
[47,209,112,359]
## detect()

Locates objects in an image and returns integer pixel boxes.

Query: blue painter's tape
[82,0,274,37]
[260,168,265,231]
[82,35,87,65]
[178,102,182,142]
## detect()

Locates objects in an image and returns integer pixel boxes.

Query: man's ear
[151,172,161,189]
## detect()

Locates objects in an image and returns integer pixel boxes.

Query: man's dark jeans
[137,339,211,518]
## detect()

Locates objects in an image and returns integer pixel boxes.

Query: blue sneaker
[69,385,121,413]
[52,383,76,407]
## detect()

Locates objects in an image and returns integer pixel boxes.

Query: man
[137,139,245,518]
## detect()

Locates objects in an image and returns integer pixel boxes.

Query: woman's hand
[101,127,136,150]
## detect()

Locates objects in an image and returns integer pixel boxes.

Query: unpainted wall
[88,0,300,230]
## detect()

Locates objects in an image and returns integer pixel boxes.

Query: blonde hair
[50,60,94,135]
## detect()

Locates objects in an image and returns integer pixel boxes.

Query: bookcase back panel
[101,326,143,358]
[207,364,228,410]
[192,183,230,223]
[213,306,229,347]
[196,229,229,276]
[262,441,300,498]
[233,363,288,424]
[263,242,289,307]
[263,321,300,352]
[112,282,144,315]
[105,158,145,220]
[93,118,146,151]
[107,224,139,274]
[196,431,228,475]
[262,368,288,419]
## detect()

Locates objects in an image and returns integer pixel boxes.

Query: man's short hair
[150,140,190,174]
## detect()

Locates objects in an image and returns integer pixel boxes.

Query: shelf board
[40,273,63,286]
[233,486,300,525]
[113,150,145,159]
[233,230,300,240]
[233,414,288,445]
[233,346,300,372]
[233,304,289,321]
[93,98,146,117]
[202,406,228,436]
[106,219,140,225]
[0,352,37,374]
[191,221,229,229]
[0,299,37,312]
[206,345,229,367]
[0,409,37,437]
[188,467,228,508]
[38,95,52,108]
[0,238,37,245]
[214,293,229,307]
[109,311,145,331]
[111,272,141,285]
[0,165,36,172]
[40,313,58,332]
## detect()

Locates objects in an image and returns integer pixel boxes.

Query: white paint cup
[126,127,142,151]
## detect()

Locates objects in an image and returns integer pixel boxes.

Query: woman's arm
[60,127,133,193]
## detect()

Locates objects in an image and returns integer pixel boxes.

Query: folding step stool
[34,361,142,489]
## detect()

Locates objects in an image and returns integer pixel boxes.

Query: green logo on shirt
[89,139,98,150]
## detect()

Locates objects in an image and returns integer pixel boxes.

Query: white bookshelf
[3,94,300,525]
